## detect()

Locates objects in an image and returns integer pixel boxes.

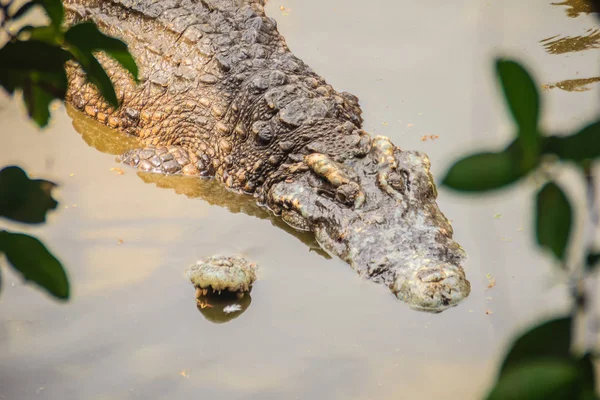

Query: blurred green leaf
[577,353,597,393]
[536,182,572,261]
[65,22,138,82]
[500,317,572,375]
[69,50,119,107]
[0,40,70,81]
[0,231,69,299]
[544,121,600,162]
[496,59,540,131]
[0,40,70,126]
[442,150,530,192]
[488,360,581,400]
[0,166,58,224]
[38,0,64,30]
[26,25,62,44]
[23,83,56,127]
[496,59,541,165]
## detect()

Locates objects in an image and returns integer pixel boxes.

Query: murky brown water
[1,0,598,398]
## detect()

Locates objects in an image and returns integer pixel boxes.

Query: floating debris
[485,310,494,315]
[117,238,123,245]
[180,370,190,378]
[420,135,439,142]
[493,214,502,220]
[110,167,125,175]
[486,273,496,289]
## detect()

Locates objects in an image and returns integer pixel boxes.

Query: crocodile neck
[64,0,364,195]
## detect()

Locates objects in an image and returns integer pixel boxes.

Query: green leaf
[0,231,69,299]
[488,360,581,400]
[500,317,572,375]
[26,25,62,44]
[442,150,530,192]
[65,22,138,81]
[0,40,70,126]
[544,121,600,162]
[0,40,70,77]
[536,182,572,261]
[0,166,58,224]
[23,84,57,127]
[576,353,596,393]
[70,51,119,107]
[496,59,540,135]
[496,59,541,168]
[39,0,64,30]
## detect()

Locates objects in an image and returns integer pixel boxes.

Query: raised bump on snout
[371,136,397,168]
[305,153,365,208]
[370,136,404,200]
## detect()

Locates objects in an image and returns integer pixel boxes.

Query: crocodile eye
[414,173,437,200]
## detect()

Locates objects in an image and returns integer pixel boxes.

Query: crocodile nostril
[336,182,360,205]
[417,268,447,283]
[387,171,406,193]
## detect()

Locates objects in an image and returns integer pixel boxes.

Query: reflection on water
[540,29,600,54]
[543,76,600,92]
[551,0,594,18]
[69,106,140,155]
[195,292,252,324]
[68,105,329,258]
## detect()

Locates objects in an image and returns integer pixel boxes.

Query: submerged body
[63,0,470,312]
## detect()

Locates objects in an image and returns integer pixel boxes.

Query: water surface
[1,0,599,398]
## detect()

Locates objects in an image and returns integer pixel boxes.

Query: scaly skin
[63,0,471,312]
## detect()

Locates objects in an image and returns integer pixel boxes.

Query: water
[1,0,598,398]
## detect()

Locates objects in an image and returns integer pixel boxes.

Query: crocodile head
[266,136,470,312]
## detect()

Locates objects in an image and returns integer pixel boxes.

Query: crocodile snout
[393,264,471,313]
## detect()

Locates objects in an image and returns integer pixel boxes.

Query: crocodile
[63,0,471,312]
